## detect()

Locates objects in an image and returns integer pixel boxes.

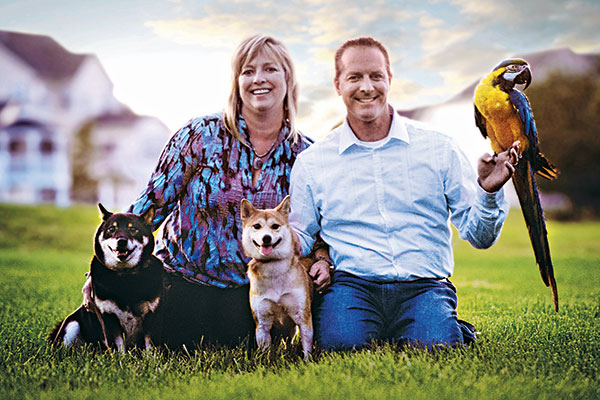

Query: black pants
[158,274,255,349]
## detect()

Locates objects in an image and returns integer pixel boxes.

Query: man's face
[334,46,391,126]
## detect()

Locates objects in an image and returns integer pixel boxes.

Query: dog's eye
[107,226,116,234]
[271,224,280,230]
[253,223,261,230]
[128,227,138,234]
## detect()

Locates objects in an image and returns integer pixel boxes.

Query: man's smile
[356,96,378,104]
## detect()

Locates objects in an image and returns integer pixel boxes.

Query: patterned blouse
[129,113,312,288]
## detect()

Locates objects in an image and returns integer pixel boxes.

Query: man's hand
[309,260,331,292]
[477,141,520,192]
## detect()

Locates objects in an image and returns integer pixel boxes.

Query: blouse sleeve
[129,119,204,230]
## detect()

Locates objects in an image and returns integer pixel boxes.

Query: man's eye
[253,223,261,229]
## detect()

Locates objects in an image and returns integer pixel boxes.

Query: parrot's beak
[515,66,532,90]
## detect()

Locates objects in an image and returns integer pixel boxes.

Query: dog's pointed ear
[98,203,112,221]
[240,199,256,222]
[141,206,155,228]
[275,195,290,218]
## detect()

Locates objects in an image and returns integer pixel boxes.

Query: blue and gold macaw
[474,58,560,311]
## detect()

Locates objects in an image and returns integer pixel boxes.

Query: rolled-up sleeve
[446,140,510,249]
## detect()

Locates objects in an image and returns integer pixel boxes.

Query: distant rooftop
[0,30,88,81]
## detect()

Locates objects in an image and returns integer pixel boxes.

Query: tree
[71,120,98,203]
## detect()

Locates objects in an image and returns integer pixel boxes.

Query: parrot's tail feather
[534,152,559,180]
[512,161,559,312]
[549,274,559,312]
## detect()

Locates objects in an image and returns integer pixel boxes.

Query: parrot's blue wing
[509,89,538,146]
[510,89,558,180]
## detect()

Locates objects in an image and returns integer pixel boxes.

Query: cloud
[145,18,247,47]
[419,20,473,53]
[138,0,600,135]
[450,0,517,20]
[551,0,600,52]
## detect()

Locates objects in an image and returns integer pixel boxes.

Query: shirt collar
[338,105,410,154]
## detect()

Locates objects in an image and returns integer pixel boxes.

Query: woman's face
[238,50,287,117]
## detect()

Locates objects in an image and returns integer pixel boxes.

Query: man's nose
[360,76,374,92]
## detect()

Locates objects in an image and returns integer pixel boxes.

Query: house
[0,30,170,209]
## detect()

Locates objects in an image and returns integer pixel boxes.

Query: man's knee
[312,282,381,351]
[391,280,463,348]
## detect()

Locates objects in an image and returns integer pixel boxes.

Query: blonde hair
[224,34,300,145]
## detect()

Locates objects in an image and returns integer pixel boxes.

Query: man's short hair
[334,37,392,80]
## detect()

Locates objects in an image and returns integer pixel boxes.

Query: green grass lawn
[0,204,598,399]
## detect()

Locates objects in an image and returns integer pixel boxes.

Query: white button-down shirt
[290,109,509,281]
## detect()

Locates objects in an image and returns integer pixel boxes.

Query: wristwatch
[315,255,333,269]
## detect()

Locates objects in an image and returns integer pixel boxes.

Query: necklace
[251,138,277,170]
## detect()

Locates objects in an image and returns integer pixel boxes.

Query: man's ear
[334,77,341,95]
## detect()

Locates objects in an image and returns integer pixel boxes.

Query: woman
[83,35,331,348]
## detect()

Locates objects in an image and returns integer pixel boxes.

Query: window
[40,188,57,202]
[9,139,26,154]
[40,139,55,154]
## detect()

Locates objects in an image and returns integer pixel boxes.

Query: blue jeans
[314,271,470,350]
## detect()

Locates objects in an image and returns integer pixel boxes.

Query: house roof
[94,108,138,123]
[0,30,88,80]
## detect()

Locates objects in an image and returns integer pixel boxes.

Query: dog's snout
[262,235,272,245]
[117,238,128,248]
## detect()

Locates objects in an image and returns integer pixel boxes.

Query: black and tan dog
[49,204,168,352]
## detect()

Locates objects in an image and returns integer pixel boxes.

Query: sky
[1,0,599,140]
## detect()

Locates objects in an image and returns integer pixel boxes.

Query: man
[289,37,519,350]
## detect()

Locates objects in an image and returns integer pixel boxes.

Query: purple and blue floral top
[129,113,311,288]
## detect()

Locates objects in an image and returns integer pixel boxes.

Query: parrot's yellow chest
[474,79,530,153]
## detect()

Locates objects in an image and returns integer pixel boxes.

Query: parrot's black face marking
[492,58,532,91]
[513,66,532,88]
